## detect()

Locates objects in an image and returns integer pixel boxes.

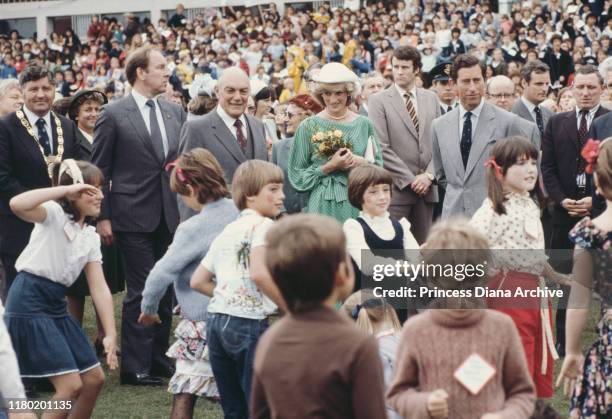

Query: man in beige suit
[369,46,441,243]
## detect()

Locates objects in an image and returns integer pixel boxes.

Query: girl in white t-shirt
[4,159,117,419]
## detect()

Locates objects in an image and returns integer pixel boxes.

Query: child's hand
[481,414,503,419]
[138,312,162,326]
[65,183,100,200]
[556,353,584,397]
[427,389,449,419]
[552,273,572,287]
[103,335,119,370]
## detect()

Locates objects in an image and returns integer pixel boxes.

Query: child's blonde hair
[421,219,491,292]
[231,160,284,210]
[484,136,540,215]
[343,290,401,334]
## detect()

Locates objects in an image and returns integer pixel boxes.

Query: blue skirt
[4,272,100,377]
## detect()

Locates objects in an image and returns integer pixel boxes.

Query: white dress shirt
[458,99,485,142]
[343,211,419,271]
[131,89,170,155]
[520,96,540,122]
[575,105,600,131]
[395,84,418,113]
[216,105,248,143]
[23,105,53,154]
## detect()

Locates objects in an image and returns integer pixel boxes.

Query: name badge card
[453,353,496,395]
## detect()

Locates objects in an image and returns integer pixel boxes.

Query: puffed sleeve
[87,231,103,263]
[287,118,326,192]
[367,119,384,167]
[469,199,496,240]
[41,201,66,227]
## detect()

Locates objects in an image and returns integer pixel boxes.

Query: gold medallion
[16,109,64,179]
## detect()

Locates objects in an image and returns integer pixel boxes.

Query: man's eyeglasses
[488,93,515,99]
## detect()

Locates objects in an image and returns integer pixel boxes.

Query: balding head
[216,67,250,118]
[487,75,516,112]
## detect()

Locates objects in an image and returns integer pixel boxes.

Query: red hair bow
[581,139,600,175]
[165,158,187,182]
[484,157,503,179]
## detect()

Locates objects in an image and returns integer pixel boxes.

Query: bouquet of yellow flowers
[311,129,352,159]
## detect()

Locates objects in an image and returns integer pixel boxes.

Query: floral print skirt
[569,313,611,418]
[166,319,218,399]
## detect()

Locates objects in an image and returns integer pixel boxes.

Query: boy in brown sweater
[387,220,536,419]
[250,214,386,419]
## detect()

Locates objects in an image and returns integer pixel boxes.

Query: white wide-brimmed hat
[312,62,359,84]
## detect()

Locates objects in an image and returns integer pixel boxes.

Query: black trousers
[548,209,580,352]
[116,220,173,375]
[1,253,18,303]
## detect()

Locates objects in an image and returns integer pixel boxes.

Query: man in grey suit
[92,46,186,386]
[178,67,268,218]
[369,46,441,243]
[358,72,384,117]
[432,54,540,219]
[512,60,553,141]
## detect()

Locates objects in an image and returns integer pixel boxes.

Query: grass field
[36,292,599,418]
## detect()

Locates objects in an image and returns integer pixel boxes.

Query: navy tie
[534,106,544,138]
[146,99,168,159]
[35,118,52,156]
[460,111,472,168]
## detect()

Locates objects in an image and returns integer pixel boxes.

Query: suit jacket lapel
[211,111,246,163]
[517,100,535,123]
[77,129,92,154]
[565,111,579,152]
[13,113,47,167]
[444,109,464,178]
[245,115,268,160]
[415,88,427,140]
[50,116,59,154]
[387,87,418,138]
[126,95,163,166]
[465,103,495,178]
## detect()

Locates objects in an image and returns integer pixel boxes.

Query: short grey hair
[599,57,612,84]
[0,79,20,98]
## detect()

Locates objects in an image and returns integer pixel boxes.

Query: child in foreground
[557,139,612,418]
[139,148,239,418]
[4,160,117,419]
[387,220,535,419]
[190,160,287,419]
[250,214,386,419]
[470,137,569,398]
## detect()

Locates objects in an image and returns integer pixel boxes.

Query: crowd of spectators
[1,0,611,115]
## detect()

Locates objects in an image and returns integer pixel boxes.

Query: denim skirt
[4,272,99,377]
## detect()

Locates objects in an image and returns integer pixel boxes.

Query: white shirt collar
[79,128,93,144]
[521,96,539,113]
[131,88,156,110]
[359,211,390,225]
[23,105,51,131]
[459,99,484,120]
[575,104,600,119]
[216,104,247,129]
[395,84,417,100]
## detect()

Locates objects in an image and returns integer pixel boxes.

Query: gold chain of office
[16,109,64,179]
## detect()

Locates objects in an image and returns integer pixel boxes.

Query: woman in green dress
[288,62,383,223]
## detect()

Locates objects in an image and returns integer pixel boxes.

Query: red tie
[233,119,247,153]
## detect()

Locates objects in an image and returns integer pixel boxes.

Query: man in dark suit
[178,66,268,219]
[541,65,609,354]
[590,112,612,216]
[512,60,554,141]
[542,34,573,86]
[0,65,82,300]
[92,46,186,386]
[430,61,457,115]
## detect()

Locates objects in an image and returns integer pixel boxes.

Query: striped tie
[404,93,419,134]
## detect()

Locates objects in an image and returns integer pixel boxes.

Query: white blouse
[470,193,547,274]
[343,211,420,270]
[15,201,102,286]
